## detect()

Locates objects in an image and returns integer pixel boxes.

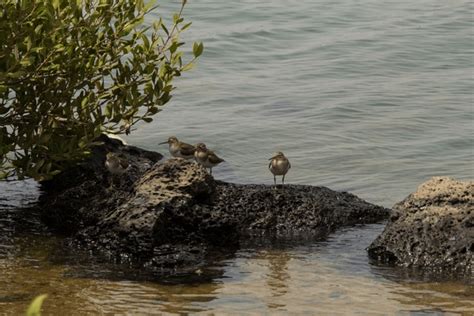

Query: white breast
[195,151,209,166]
[169,143,182,157]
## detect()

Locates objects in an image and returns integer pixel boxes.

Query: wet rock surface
[368,177,473,274]
[39,136,390,270]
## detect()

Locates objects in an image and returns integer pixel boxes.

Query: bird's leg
[282,175,285,185]
[108,175,114,191]
[210,168,213,175]
[274,175,276,186]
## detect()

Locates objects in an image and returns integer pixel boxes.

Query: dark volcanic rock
[368,177,473,274]
[77,156,230,268]
[209,182,388,237]
[39,139,389,270]
[39,134,162,233]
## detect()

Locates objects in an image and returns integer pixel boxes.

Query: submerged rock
[368,177,473,274]
[39,135,389,270]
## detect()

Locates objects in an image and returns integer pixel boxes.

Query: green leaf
[173,13,180,24]
[25,36,33,51]
[26,294,48,316]
[192,42,203,58]
[152,20,161,31]
[34,25,43,34]
[169,41,178,53]
[142,33,150,49]
[123,17,144,33]
[52,0,60,10]
[105,103,113,118]
[148,106,159,114]
[50,170,62,176]
[181,22,192,31]
[161,23,169,36]
[34,159,45,172]
[7,71,25,79]
[20,57,34,67]
[181,62,194,71]
[81,96,89,109]
[144,0,157,12]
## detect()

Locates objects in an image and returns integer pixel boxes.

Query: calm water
[1,0,473,314]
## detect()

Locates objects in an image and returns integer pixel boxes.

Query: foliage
[0,0,203,181]
[26,294,47,316]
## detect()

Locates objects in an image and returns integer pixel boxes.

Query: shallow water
[1,194,472,315]
[1,0,473,314]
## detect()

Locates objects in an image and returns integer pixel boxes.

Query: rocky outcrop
[75,156,230,267]
[39,134,162,233]
[73,158,389,269]
[39,135,390,270]
[368,177,473,274]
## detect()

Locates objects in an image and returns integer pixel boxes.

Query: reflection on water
[264,251,291,309]
[209,227,473,315]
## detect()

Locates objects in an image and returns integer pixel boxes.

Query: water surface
[1,206,472,315]
[132,0,474,208]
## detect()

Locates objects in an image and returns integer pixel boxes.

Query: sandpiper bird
[268,151,291,185]
[105,152,129,189]
[159,136,195,159]
[105,152,129,175]
[194,143,224,175]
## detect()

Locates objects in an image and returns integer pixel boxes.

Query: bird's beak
[268,157,275,160]
[159,141,168,145]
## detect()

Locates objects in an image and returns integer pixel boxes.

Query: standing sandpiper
[105,152,129,175]
[105,152,129,188]
[159,136,196,159]
[194,143,224,175]
[268,152,291,185]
